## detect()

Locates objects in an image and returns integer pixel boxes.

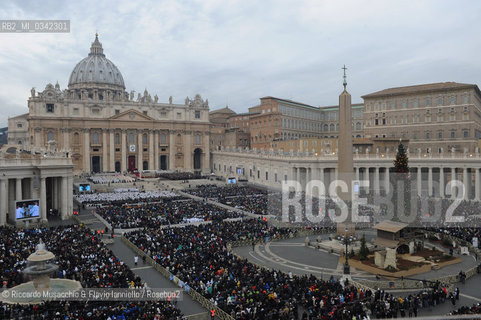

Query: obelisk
[337,65,354,201]
[336,66,355,243]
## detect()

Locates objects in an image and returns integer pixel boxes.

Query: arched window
[195,134,201,145]
[329,123,334,132]
[115,133,120,144]
[323,124,328,132]
[47,131,54,142]
[74,132,79,144]
[356,122,361,130]
[142,133,147,144]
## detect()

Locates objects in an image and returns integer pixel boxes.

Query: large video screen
[15,199,40,220]
[79,183,91,192]
[227,177,237,184]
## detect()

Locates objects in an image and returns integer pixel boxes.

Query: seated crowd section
[74,190,179,205]
[96,198,243,229]
[89,174,136,184]
[0,225,183,319]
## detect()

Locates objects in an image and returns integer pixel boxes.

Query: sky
[1,0,481,127]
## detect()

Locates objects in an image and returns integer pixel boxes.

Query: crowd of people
[0,225,183,319]
[185,185,272,215]
[158,172,205,181]
[74,190,178,205]
[126,219,469,319]
[89,174,136,184]
[96,199,243,229]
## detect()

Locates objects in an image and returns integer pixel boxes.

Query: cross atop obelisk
[342,65,347,90]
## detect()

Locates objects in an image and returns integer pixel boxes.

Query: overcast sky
[1,0,481,127]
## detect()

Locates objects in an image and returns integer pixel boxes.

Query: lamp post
[343,227,351,275]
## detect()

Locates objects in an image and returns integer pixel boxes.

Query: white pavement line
[249,251,266,264]
[269,243,305,247]
[131,266,154,271]
[460,293,481,302]
[265,242,338,272]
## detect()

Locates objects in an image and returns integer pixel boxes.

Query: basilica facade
[8,35,210,174]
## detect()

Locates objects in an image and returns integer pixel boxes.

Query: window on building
[73,133,79,144]
[143,111,148,116]
[92,108,100,115]
[451,131,456,139]
[73,108,79,115]
[426,132,430,139]
[425,98,431,106]
[160,134,166,144]
[375,119,379,125]
[413,99,419,107]
[438,131,443,139]
[464,130,469,138]
[115,109,120,115]
[437,97,443,105]
[195,110,201,119]
[266,172,268,180]
[160,111,167,118]
[177,112,182,119]
[463,95,469,104]
[382,119,386,125]
[47,131,54,141]
[115,134,120,144]
[16,123,22,128]
[129,132,134,144]
[195,134,201,145]
[142,133,147,144]
[92,132,99,144]
[46,103,54,113]
[390,101,396,109]
[450,96,456,105]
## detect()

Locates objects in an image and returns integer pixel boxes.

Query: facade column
[62,128,70,150]
[355,167,360,181]
[109,130,115,172]
[439,168,445,198]
[154,131,159,171]
[203,133,210,173]
[428,167,433,197]
[365,168,370,194]
[463,168,469,200]
[184,131,192,170]
[475,168,480,201]
[83,129,90,173]
[320,168,325,184]
[374,167,380,195]
[121,130,127,172]
[149,130,154,171]
[102,129,108,172]
[0,179,7,226]
[16,178,22,202]
[451,168,456,198]
[169,131,175,170]
[138,131,143,171]
[40,177,47,222]
[61,176,68,220]
[384,167,390,194]
[417,167,422,196]
[67,176,73,216]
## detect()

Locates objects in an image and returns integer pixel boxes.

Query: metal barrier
[121,236,234,320]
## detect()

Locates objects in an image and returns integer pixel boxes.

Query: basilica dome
[68,34,125,89]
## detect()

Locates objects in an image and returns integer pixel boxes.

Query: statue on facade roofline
[137,93,142,102]
[31,87,36,98]
[169,96,173,104]
[185,96,189,105]
[130,90,134,101]
[154,94,158,103]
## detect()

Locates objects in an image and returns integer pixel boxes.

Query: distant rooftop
[260,96,318,109]
[362,82,479,99]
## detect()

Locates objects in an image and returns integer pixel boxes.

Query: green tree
[358,234,369,260]
[392,141,412,220]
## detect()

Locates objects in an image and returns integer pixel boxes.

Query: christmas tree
[392,140,411,220]
[393,142,409,174]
